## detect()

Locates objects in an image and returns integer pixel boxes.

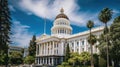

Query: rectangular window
[82,41,84,45]
[77,42,79,46]
[72,43,74,47]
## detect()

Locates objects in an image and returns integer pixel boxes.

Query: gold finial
[60,8,64,13]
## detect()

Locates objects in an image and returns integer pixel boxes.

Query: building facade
[36,8,104,66]
[8,46,28,57]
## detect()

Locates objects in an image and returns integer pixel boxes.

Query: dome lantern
[60,8,64,13]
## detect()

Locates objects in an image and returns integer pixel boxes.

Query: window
[77,42,79,46]
[72,43,74,47]
[82,41,84,45]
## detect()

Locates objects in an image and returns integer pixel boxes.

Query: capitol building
[36,8,104,66]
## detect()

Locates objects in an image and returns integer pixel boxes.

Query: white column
[40,43,43,55]
[46,43,47,55]
[53,41,54,55]
[40,58,41,65]
[79,40,81,54]
[46,57,47,64]
[50,42,52,55]
[85,39,87,51]
[43,58,44,64]
[74,41,76,52]
[39,44,40,55]
[37,58,39,64]
[56,58,57,65]
[52,57,54,65]
[49,57,50,65]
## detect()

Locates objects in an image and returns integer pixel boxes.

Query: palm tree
[98,8,112,67]
[87,20,96,67]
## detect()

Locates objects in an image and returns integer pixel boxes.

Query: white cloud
[10,21,33,47]
[17,0,97,26]
[113,9,120,14]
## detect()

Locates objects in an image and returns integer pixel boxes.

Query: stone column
[46,43,47,55]
[79,40,81,53]
[37,57,39,64]
[39,44,40,55]
[42,58,43,64]
[39,57,40,64]
[40,44,43,55]
[46,57,48,64]
[49,57,50,65]
[53,41,54,55]
[50,41,51,55]
[74,41,76,52]
[52,57,54,66]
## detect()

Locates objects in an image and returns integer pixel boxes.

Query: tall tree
[9,51,23,65]
[98,8,113,67]
[68,52,81,67]
[80,52,90,66]
[64,43,70,62]
[110,16,120,67]
[28,35,36,57]
[0,0,11,66]
[87,20,96,67]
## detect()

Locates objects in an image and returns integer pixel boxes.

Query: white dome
[51,8,72,37]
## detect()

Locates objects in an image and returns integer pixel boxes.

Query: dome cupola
[55,8,69,20]
[51,8,72,37]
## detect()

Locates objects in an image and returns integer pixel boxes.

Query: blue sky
[8,0,120,47]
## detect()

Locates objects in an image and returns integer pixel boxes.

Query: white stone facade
[36,8,104,66]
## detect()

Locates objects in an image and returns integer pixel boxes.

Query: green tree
[87,20,96,67]
[0,0,11,66]
[97,34,107,59]
[64,44,70,62]
[9,51,23,65]
[93,54,99,67]
[68,52,81,67]
[24,56,35,64]
[98,8,113,67]
[28,35,36,57]
[80,52,90,66]
[110,16,120,67]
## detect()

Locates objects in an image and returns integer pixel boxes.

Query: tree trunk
[105,23,109,67]
[91,44,94,67]
[90,29,94,67]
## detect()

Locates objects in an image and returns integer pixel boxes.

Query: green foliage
[64,44,70,62]
[0,0,11,65]
[24,56,35,64]
[93,54,99,67]
[0,51,8,65]
[87,20,94,29]
[87,34,97,45]
[98,8,112,23]
[68,52,81,66]
[28,35,36,57]
[9,51,23,65]
[110,16,120,67]
[99,57,106,67]
[58,52,91,67]
[80,52,90,65]
[97,34,107,59]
